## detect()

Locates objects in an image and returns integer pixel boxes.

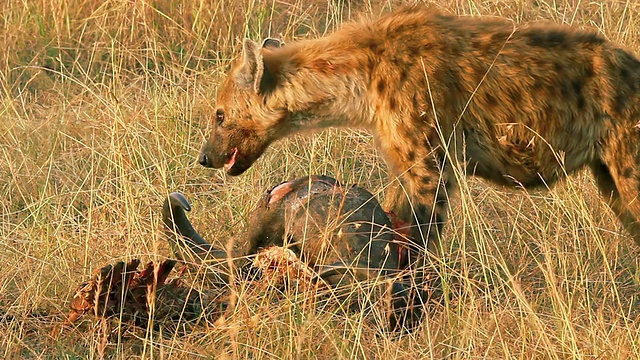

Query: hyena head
[198,38,286,176]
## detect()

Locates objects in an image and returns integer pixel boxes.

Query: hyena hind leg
[591,160,640,247]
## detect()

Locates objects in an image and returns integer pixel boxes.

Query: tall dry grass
[1,0,639,358]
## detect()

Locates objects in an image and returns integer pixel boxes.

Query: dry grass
[1,0,639,358]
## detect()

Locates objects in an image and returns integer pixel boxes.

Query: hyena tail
[591,127,640,246]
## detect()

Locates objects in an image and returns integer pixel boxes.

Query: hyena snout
[197,152,211,168]
[198,141,241,173]
[197,141,221,169]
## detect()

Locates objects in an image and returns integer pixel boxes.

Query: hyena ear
[238,39,280,95]
[261,38,283,49]
[237,39,264,94]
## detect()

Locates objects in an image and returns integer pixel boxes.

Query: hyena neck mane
[246,6,454,139]
[256,37,376,136]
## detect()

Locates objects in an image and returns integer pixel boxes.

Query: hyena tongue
[224,148,238,171]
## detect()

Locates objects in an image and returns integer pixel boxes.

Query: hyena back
[197,5,640,254]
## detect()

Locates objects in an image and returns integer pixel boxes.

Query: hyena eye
[215,109,225,125]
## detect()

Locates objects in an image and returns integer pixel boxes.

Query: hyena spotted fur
[197,4,640,258]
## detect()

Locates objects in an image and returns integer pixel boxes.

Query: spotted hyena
[197,4,640,258]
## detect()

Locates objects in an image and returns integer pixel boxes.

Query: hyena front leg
[382,158,455,290]
[405,165,455,255]
[382,149,455,256]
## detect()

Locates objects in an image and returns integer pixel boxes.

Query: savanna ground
[1,0,639,358]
